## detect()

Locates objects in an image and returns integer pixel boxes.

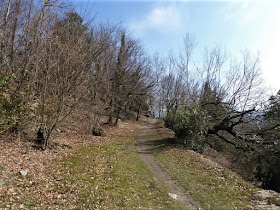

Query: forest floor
[0,117,279,209]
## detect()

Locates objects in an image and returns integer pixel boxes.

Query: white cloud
[129,4,185,37]
[261,12,280,91]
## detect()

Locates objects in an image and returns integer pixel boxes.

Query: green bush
[164,104,210,153]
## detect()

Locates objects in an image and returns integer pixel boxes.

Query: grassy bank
[149,127,257,210]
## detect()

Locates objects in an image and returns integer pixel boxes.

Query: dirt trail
[134,119,201,210]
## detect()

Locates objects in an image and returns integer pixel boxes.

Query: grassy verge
[45,132,182,209]
[149,128,257,210]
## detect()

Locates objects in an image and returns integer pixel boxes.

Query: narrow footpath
[134,119,201,210]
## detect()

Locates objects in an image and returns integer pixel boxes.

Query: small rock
[167,193,178,200]
[255,189,280,199]
[255,189,280,209]
[19,170,28,176]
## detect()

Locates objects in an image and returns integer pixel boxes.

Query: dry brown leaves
[0,118,138,209]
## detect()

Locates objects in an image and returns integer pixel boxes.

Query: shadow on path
[135,137,177,155]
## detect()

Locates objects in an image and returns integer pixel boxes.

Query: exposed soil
[134,118,201,210]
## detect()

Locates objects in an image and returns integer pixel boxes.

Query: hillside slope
[0,117,279,209]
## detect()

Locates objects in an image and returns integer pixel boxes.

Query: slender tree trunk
[108,98,114,124]
[114,106,121,126]
[136,99,142,121]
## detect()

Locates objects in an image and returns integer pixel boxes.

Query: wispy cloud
[221,0,258,25]
[129,4,186,37]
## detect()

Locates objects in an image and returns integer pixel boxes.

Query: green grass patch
[50,133,182,209]
[148,130,257,210]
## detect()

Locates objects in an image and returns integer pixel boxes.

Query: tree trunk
[136,99,142,121]
[114,107,121,126]
[108,98,114,124]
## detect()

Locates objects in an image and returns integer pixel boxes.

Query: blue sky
[73,0,280,92]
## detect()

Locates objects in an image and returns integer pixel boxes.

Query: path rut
[134,120,201,210]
